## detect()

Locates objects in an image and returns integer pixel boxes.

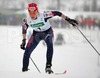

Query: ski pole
[77,27,100,56]
[29,57,41,73]
[23,53,41,73]
[97,55,100,66]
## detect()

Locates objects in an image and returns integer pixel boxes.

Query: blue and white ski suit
[22,11,62,69]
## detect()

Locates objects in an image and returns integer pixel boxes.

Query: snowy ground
[0,25,100,78]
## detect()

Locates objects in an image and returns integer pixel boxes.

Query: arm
[44,11,78,26]
[61,14,67,19]
[51,11,79,26]
[22,19,29,39]
[23,34,26,39]
[20,19,29,50]
[61,14,79,26]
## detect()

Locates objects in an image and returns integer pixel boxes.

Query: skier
[55,33,65,45]
[20,3,78,74]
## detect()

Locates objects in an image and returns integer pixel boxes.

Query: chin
[31,17,35,19]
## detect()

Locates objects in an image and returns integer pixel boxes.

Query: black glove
[20,39,26,50]
[66,17,79,26]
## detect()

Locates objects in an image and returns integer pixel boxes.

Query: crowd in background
[77,16,100,30]
[0,13,25,25]
[0,0,100,30]
[0,13,100,30]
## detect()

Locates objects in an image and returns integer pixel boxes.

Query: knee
[24,48,31,58]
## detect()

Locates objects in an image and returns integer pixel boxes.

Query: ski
[53,70,67,75]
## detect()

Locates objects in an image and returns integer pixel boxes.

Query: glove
[66,17,79,26]
[20,39,26,50]
[69,19,79,26]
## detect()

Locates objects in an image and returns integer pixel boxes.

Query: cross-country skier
[20,3,78,74]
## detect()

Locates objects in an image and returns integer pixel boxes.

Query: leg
[44,29,53,74]
[45,35,53,66]
[44,28,54,67]
[22,35,39,72]
[45,34,54,74]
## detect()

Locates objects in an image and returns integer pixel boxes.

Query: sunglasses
[28,7,37,12]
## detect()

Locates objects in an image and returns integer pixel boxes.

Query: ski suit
[22,11,62,69]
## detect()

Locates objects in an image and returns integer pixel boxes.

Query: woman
[20,3,78,74]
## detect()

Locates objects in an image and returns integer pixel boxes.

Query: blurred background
[0,0,100,30]
[0,1,100,78]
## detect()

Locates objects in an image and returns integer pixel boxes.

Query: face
[28,11,38,19]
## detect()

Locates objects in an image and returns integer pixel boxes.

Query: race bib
[30,22,45,28]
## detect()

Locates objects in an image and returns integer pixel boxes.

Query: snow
[0,26,100,78]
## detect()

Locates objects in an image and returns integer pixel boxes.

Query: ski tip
[54,70,67,75]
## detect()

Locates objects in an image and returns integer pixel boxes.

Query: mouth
[31,16,37,20]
